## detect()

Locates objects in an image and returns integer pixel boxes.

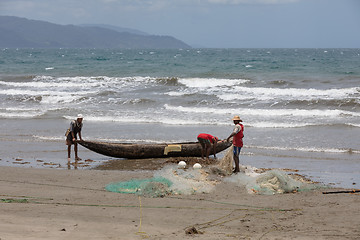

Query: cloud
[0,0,301,16]
[0,0,36,12]
[207,0,300,4]
[96,0,172,11]
[97,0,300,8]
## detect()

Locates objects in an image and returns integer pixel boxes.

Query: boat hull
[78,140,232,159]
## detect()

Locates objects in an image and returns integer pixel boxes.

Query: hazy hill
[79,24,150,36]
[0,16,191,49]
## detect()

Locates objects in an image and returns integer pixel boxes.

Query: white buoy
[193,163,202,169]
[178,161,186,169]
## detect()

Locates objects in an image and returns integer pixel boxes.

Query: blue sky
[1,0,359,48]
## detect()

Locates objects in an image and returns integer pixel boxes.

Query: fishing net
[225,169,322,195]
[215,145,234,175]
[212,144,321,194]
[106,146,322,197]
[154,166,217,195]
[105,177,173,197]
[105,166,217,197]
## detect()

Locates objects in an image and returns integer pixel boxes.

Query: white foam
[0,80,97,88]
[0,89,95,97]
[178,78,249,88]
[219,86,359,101]
[0,75,161,90]
[0,87,96,105]
[63,115,151,123]
[249,121,313,128]
[63,114,208,126]
[41,95,82,104]
[249,145,360,154]
[166,91,190,96]
[0,112,44,118]
[347,123,360,128]
[164,104,360,118]
[32,135,64,141]
[4,107,40,111]
[164,104,219,114]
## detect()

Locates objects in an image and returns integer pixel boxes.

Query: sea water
[0,48,359,188]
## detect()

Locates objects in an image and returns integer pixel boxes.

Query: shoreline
[1,118,359,189]
[1,165,359,239]
[1,147,359,189]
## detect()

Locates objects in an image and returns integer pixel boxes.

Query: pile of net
[106,145,322,197]
[224,169,321,195]
[105,165,218,197]
[215,145,234,175]
[210,146,258,177]
[213,145,322,194]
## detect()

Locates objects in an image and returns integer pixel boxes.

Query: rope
[0,179,107,192]
[168,196,301,212]
[189,210,253,231]
[136,196,149,238]
[0,194,301,212]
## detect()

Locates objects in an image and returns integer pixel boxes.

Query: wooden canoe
[78,140,232,159]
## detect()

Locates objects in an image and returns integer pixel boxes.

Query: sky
[1,0,359,48]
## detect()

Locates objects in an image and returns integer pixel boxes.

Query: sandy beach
[1,160,359,240]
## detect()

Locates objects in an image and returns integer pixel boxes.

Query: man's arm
[78,131,82,141]
[227,125,241,142]
[70,121,76,141]
[226,132,236,142]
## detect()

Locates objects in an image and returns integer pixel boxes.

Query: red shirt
[197,133,217,143]
[232,124,244,147]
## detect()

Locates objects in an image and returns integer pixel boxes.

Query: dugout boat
[78,140,231,159]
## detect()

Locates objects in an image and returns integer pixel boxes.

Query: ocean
[0,48,359,188]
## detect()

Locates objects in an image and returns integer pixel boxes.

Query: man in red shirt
[226,116,244,173]
[197,133,219,160]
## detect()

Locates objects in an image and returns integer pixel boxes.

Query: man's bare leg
[67,145,71,162]
[74,143,78,159]
[233,155,240,173]
[200,142,205,159]
[206,146,211,160]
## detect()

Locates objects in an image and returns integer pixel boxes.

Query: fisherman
[226,116,244,173]
[197,133,219,160]
[66,114,83,163]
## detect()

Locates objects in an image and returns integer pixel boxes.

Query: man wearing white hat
[226,115,244,173]
[66,114,83,163]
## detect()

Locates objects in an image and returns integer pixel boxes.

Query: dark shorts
[198,137,211,146]
[233,146,242,157]
[66,134,77,146]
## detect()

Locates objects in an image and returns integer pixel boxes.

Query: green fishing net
[105,177,173,198]
[105,166,218,197]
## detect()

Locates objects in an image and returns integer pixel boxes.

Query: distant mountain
[79,24,150,36]
[0,16,191,49]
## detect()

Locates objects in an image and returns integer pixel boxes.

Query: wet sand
[1,160,360,240]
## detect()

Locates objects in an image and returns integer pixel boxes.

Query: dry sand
[0,161,360,240]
